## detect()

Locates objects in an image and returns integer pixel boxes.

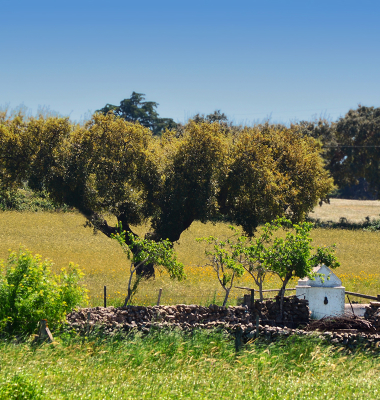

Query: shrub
[0,248,87,334]
[0,187,70,212]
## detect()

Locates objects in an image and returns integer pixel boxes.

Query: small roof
[297,264,342,287]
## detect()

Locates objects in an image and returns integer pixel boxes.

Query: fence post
[104,286,107,308]
[87,311,91,336]
[234,326,243,352]
[39,319,54,342]
[250,289,255,310]
[157,288,163,306]
[243,294,251,307]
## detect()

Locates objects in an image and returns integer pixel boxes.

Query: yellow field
[0,205,379,306]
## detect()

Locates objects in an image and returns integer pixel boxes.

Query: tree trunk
[278,273,292,321]
[222,288,230,307]
[258,279,264,301]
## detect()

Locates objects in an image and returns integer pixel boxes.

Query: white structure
[296,264,345,319]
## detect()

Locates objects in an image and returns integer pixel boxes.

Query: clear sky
[1,0,379,125]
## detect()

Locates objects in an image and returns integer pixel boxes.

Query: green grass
[0,330,379,399]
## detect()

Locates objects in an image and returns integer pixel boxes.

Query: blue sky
[1,0,379,124]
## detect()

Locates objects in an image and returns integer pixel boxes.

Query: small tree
[111,227,185,306]
[197,235,244,306]
[234,224,278,301]
[258,218,340,317]
[200,218,340,313]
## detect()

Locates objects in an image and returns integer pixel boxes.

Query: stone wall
[364,302,380,331]
[253,296,310,327]
[65,304,380,351]
[67,296,309,332]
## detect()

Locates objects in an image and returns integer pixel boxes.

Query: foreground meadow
[1,330,379,400]
[0,204,379,306]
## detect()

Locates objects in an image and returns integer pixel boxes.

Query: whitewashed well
[296,264,345,319]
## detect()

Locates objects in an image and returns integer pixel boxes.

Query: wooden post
[39,319,54,342]
[39,319,47,340]
[243,294,251,307]
[234,326,242,352]
[347,295,355,316]
[104,286,107,308]
[87,311,91,336]
[157,288,163,306]
[250,289,255,310]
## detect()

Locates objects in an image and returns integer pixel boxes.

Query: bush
[0,248,87,334]
[0,187,70,212]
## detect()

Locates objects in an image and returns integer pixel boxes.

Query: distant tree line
[298,105,380,200]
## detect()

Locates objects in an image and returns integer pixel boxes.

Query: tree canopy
[96,92,177,135]
[192,110,228,124]
[0,113,334,276]
[328,105,380,198]
[197,217,339,308]
[299,105,380,199]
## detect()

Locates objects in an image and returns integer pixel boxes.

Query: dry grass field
[0,199,379,306]
[310,199,380,223]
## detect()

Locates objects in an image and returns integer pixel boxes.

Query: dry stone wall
[364,302,380,331]
[65,303,380,351]
[67,296,309,332]
[253,296,309,327]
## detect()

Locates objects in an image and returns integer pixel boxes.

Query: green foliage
[300,106,380,199]
[197,233,245,306]
[192,109,228,124]
[260,218,315,283]
[153,120,229,242]
[0,248,87,334]
[96,92,177,135]
[0,115,72,195]
[0,374,43,400]
[363,217,380,232]
[199,217,340,305]
[309,245,341,269]
[112,226,185,305]
[329,105,380,198]
[0,187,70,212]
[247,218,339,300]
[307,214,380,231]
[220,126,334,235]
